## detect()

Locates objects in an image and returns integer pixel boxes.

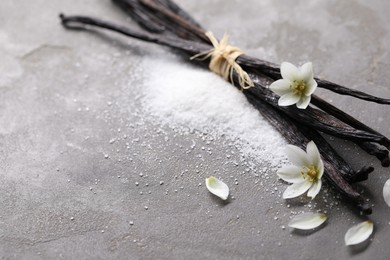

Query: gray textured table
[1,0,390,259]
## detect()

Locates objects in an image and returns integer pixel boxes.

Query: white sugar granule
[140,56,286,167]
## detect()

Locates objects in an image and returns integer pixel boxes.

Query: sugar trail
[139,55,287,167]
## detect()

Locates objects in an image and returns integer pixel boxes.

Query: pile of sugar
[139,56,287,167]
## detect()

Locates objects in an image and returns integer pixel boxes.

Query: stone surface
[0,0,390,259]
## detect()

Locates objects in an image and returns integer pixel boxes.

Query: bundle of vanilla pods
[59,0,390,214]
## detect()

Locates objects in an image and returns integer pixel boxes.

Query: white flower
[344,220,374,246]
[270,62,318,109]
[288,213,327,230]
[205,176,229,200]
[277,141,324,199]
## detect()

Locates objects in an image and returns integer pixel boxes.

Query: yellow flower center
[291,80,306,95]
[301,165,320,183]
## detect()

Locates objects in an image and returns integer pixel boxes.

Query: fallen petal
[383,179,390,207]
[288,213,327,230]
[344,220,374,246]
[205,176,229,200]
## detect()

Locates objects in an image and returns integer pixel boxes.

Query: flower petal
[288,213,327,230]
[270,79,291,96]
[383,179,390,207]
[304,79,318,96]
[285,145,310,167]
[317,160,324,179]
[296,95,311,109]
[306,141,321,166]
[344,221,374,246]
[278,92,301,106]
[307,180,322,199]
[277,165,304,183]
[299,62,314,82]
[205,176,229,200]
[283,181,311,199]
[281,62,299,80]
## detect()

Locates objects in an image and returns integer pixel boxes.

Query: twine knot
[191,31,254,89]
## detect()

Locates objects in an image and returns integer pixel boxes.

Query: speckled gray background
[0,0,390,259]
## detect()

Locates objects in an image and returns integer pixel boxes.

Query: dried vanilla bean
[59,15,384,172]
[59,14,386,147]
[59,1,389,214]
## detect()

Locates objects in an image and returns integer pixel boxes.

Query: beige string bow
[191,31,254,89]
